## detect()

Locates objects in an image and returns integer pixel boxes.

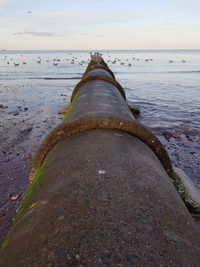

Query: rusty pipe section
[1,54,200,266]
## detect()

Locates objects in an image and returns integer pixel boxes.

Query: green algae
[173,171,189,200]
[30,202,38,209]
[172,171,199,213]
[13,159,48,225]
[1,236,11,251]
[62,93,78,122]
[0,160,48,252]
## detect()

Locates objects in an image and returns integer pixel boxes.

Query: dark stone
[0,104,7,109]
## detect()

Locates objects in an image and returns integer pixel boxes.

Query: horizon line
[1,48,200,52]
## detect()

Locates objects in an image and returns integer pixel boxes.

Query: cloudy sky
[0,0,200,50]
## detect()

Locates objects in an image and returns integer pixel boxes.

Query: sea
[0,49,200,188]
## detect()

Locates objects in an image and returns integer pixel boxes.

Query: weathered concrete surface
[29,74,172,181]
[1,129,200,266]
[83,63,116,80]
[71,75,126,102]
[85,68,113,79]
[69,80,134,122]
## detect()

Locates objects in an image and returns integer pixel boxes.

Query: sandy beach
[0,92,63,242]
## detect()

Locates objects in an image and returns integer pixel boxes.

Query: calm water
[1,49,199,132]
[1,50,200,174]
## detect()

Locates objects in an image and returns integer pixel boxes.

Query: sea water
[0,49,200,187]
[1,49,199,129]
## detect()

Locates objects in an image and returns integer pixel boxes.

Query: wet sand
[0,84,200,243]
[0,79,69,242]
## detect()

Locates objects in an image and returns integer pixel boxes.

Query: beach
[0,50,200,242]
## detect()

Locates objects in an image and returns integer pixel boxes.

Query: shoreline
[1,99,200,243]
[0,50,200,242]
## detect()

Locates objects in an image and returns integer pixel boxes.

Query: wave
[113,70,200,75]
[28,77,81,80]
[166,70,200,74]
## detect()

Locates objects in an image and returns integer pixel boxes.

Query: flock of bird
[1,54,187,67]
[1,55,89,67]
[107,57,154,66]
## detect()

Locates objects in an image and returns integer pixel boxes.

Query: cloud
[93,34,104,38]
[0,10,140,37]
[2,10,138,29]
[14,30,63,37]
[173,0,199,8]
[168,0,200,14]
[43,11,137,26]
[1,4,199,50]
[0,0,13,8]
[14,30,104,39]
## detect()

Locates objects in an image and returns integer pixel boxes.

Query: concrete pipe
[1,54,200,267]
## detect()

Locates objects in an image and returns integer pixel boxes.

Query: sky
[0,0,200,50]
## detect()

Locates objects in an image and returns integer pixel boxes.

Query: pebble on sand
[9,194,19,201]
[0,104,7,109]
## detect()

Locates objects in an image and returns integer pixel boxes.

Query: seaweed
[62,93,78,122]
[172,171,200,213]
[13,159,48,224]
[0,160,48,251]
[1,236,12,251]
